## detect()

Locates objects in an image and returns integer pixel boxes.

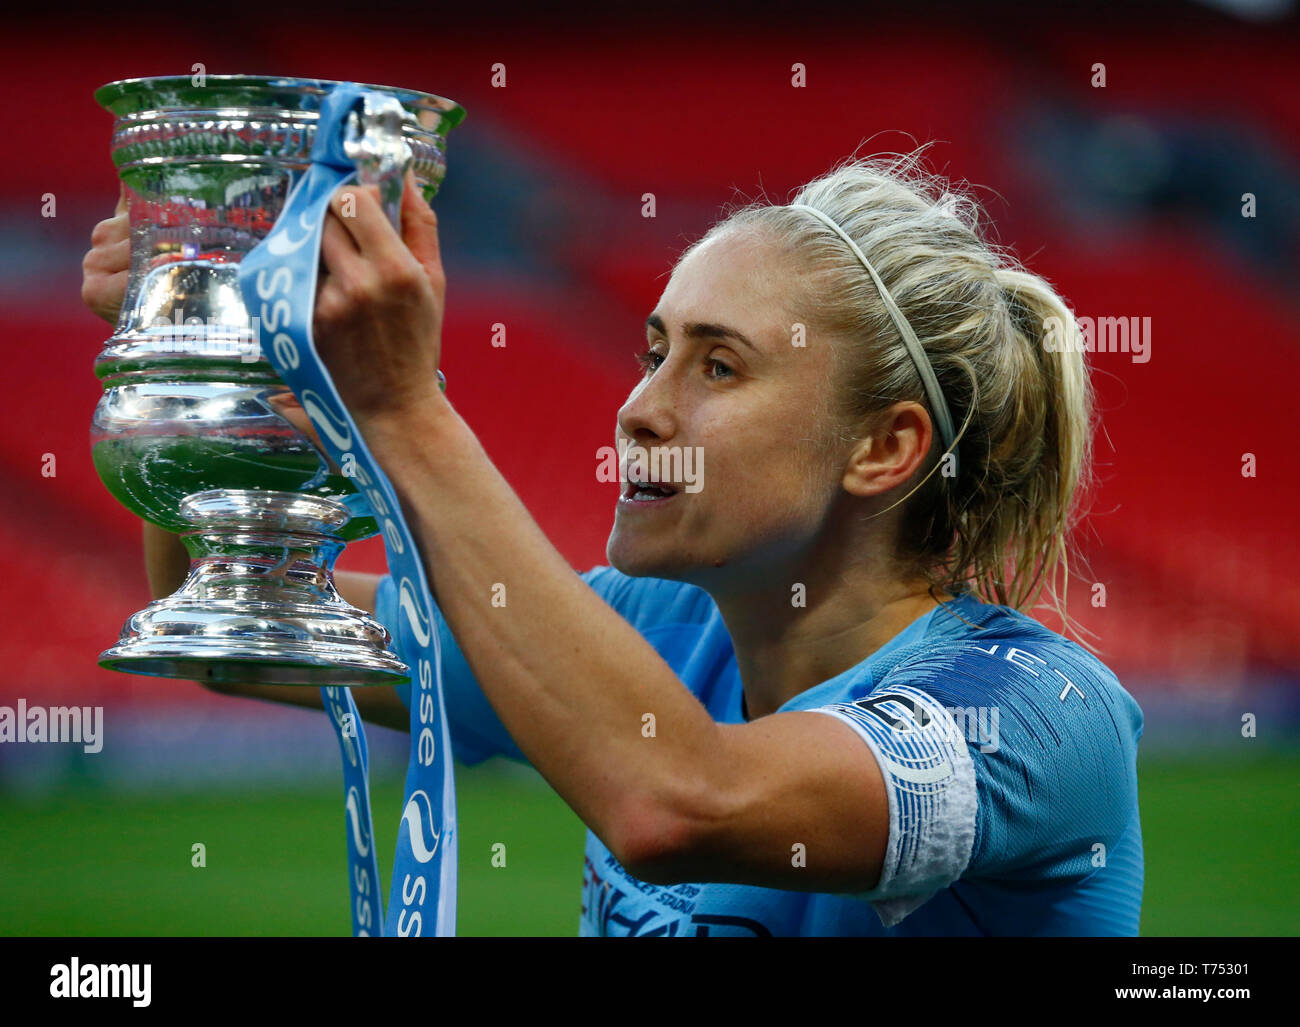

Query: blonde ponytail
[973,267,1095,622]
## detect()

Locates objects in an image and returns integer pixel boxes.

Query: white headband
[788,203,959,477]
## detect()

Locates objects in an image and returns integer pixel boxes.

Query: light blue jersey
[380,567,1144,937]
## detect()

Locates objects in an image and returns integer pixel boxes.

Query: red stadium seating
[3,15,1296,713]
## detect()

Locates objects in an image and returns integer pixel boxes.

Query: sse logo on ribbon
[237,82,457,938]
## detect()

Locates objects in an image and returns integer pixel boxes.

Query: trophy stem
[98,489,409,686]
[177,491,349,605]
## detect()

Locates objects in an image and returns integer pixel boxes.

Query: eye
[635,348,664,375]
[635,347,737,381]
[706,358,735,380]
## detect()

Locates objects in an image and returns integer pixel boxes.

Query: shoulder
[824,595,1143,742]
[882,598,1144,750]
[812,595,1143,883]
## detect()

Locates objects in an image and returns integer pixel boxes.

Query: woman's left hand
[312,169,446,429]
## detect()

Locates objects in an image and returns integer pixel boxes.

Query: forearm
[201,678,409,731]
[362,395,724,864]
[142,519,190,598]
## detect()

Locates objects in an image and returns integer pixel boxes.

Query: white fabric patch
[811,684,977,928]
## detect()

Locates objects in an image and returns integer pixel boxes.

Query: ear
[840,401,934,498]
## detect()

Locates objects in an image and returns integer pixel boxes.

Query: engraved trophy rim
[94,73,467,131]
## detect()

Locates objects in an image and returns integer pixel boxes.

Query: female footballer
[82,151,1144,936]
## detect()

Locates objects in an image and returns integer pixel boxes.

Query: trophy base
[99,638,409,686]
[100,488,410,687]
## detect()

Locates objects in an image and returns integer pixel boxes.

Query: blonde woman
[83,150,1144,937]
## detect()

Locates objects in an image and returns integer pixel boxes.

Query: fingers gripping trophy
[88,75,465,937]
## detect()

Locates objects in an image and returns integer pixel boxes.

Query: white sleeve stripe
[811,685,977,928]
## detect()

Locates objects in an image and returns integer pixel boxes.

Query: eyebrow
[645,312,760,354]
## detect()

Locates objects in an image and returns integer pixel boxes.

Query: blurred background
[0,0,1296,936]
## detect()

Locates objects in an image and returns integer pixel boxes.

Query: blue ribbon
[237,82,457,937]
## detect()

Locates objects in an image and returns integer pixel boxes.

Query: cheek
[703,449,831,535]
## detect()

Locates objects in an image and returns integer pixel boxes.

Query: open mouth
[621,481,680,503]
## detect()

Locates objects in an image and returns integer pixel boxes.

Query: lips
[622,480,680,500]
[618,442,687,504]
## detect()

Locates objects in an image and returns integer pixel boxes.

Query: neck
[708,556,948,721]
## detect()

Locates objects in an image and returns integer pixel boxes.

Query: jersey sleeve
[807,639,1143,929]
[374,565,704,767]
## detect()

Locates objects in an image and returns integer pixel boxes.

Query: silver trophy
[91,75,464,686]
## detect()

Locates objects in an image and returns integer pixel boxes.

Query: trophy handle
[343,93,417,232]
[341,90,446,399]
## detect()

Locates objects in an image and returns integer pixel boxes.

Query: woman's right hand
[81,183,130,326]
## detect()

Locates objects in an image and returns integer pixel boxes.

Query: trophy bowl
[91,74,465,686]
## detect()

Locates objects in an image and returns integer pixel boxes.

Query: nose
[616,371,677,445]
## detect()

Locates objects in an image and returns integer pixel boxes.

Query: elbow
[615,799,696,886]
[615,782,727,886]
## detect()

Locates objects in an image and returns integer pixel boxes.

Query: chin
[605,546,664,580]
[607,536,731,589]
[606,535,685,581]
